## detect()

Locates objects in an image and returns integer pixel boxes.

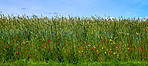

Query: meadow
[0,14,148,65]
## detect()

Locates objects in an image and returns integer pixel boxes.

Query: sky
[0,0,148,18]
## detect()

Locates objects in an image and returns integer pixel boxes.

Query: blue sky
[0,0,148,18]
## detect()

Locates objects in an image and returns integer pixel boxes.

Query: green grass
[0,14,148,64]
[1,60,148,66]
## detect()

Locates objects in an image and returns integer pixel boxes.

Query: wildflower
[7,46,9,48]
[119,43,121,44]
[123,55,125,57]
[128,48,129,49]
[75,46,77,47]
[116,46,118,48]
[111,43,112,44]
[102,47,103,49]
[129,41,130,43]
[82,45,84,47]
[110,39,112,41]
[45,43,47,44]
[89,20,90,22]
[88,42,89,44]
[45,45,47,47]
[16,35,18,37]
[110,52,111,54]
[107,39,109,41]
[141,47,143,51]
[48,40,50,42]
[88,44,91,46]
[24,43,26,45]
[98,57,99,58]
[110,49,111,50]
[58,34,60,36]
[105,52,106,54]
[122,52,123,53]
[94,46,96,49]
[113,42,115,44]
[16,38,18,39]
[113,52,116,55]
[16,54,18,56]
[131,48,133,50]
[141,34,142,35]
[45,38,47,40]
[78,51,80,53]
[17,51,19,53]
[82,51,83,52]
[93,27,94,28]
[4,47,6,49]
[85,42,86,43]
[111,37,112,38]
[118,49,120,50]
[91,47,93,49]
[48,47,50,49]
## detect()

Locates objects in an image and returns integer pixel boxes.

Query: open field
[0,14,148,65]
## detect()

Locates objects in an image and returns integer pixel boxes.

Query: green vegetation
[0,14,148,65]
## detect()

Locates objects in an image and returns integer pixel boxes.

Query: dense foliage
[0,14,148,63]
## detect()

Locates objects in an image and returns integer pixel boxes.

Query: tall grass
[0,14,148,63]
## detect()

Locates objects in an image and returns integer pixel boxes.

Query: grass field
[0,14,148,65]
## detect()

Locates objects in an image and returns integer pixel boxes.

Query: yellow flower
[128,48,129,49]
[78,51,80,53]
[85,42,86,43]
[111,43,113,44]
[113,42,115,44]
[110,39,112,41]
[82,51,83,52]
[96,50,99,53]
[113,52,116,55]
[111,37,112,38]
[102,47,103,49]
[94,46,96,49]
[105,52,106,54]
[117,54,119,56]
[110,49,112,50]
